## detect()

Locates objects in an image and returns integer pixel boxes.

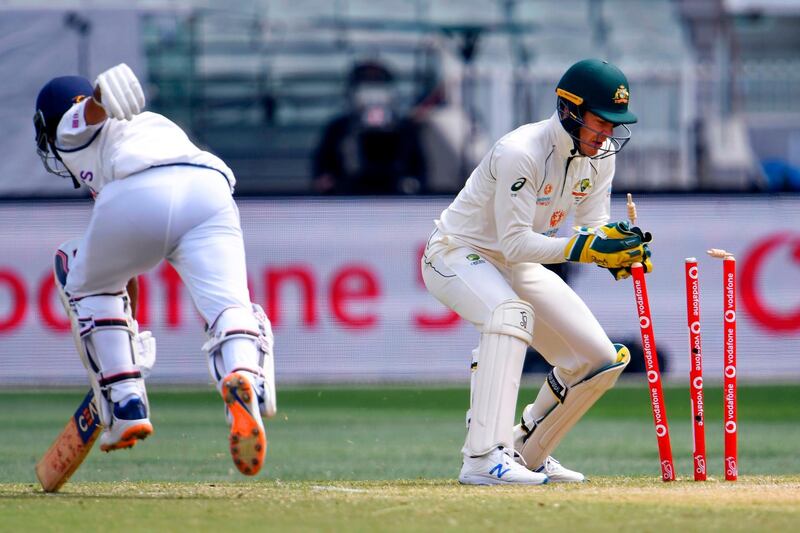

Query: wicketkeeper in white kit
[33,64,276,475]
[422,59,653,484]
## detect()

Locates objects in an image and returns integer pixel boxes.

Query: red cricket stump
[631,263,676,482]
[684,259,707,481]
[723,256,738,481]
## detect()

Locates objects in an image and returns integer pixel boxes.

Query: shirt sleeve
[54,99,104,151]
[492,143,569,264]
[574,155,614,228]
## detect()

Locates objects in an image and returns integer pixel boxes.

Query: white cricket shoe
[98,395,153,452]
[459,447,549,486]
[533,456,586,483]
[511,424,585,482]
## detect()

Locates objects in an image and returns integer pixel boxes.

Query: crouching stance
[36,64,276,475]
[421,59,649,485]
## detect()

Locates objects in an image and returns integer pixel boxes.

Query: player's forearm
[500,229,569,265]
[84,85,107,125]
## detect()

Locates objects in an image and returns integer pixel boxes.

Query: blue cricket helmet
[33,75,94,183]
[35,75,94,142]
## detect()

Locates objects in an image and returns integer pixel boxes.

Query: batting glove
[95,63,145,121]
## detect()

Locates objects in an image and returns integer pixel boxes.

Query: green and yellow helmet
[556,58,637,158]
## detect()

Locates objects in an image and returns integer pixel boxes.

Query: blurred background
[1,0,799,387]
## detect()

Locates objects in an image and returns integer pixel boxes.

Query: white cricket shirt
[436,113,615,265]
[54,99,235,196]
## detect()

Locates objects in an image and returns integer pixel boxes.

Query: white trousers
[65,165,250,326]
[421,230,617,385]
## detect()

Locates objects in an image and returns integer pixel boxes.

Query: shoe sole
[458,475,549,486]
[222,373,266,476]
[100,423,153,452]
[533,467,586,483]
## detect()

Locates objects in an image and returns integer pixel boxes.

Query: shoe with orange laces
[98,396,153,452]
[221,372,266,475]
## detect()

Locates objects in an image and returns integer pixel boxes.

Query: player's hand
[564,221,652,268]
[606,244,653,280]
[94,63,145,121]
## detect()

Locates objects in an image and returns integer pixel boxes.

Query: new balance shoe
[221,372,266,476]
[533,456,586,483]
[511,423,585,482]
[98,395,153,452]
[459,447,549,486]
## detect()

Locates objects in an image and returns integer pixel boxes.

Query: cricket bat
[35,389,101,492]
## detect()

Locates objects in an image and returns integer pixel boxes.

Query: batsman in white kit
[33,64,276,476]
[422,59,653,485]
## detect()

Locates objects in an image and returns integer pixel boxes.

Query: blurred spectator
[762,159,800,192]
[412,40,490,194]
[312,60,426,195]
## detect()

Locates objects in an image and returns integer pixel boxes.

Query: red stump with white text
[723,256,738,481]
[684,258,707,481]
[631,263,676,482]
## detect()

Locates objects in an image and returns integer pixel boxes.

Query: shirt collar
[547,112,580,157]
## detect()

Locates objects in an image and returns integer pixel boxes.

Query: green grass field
[1,383,799,531]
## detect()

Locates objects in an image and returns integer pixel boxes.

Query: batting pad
[464,299,534,457]
[517,344,630,468]
[53,239,154,426]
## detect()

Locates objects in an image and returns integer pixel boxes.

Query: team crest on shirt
[549,210,566,228]
[571,178,592,202]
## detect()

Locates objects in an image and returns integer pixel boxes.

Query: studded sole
[100,423,154,452]
[222,373,266,476]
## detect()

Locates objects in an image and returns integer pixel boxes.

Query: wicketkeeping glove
[606,243,653,280]
[564,221,653,269]
[95,63,145,121]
